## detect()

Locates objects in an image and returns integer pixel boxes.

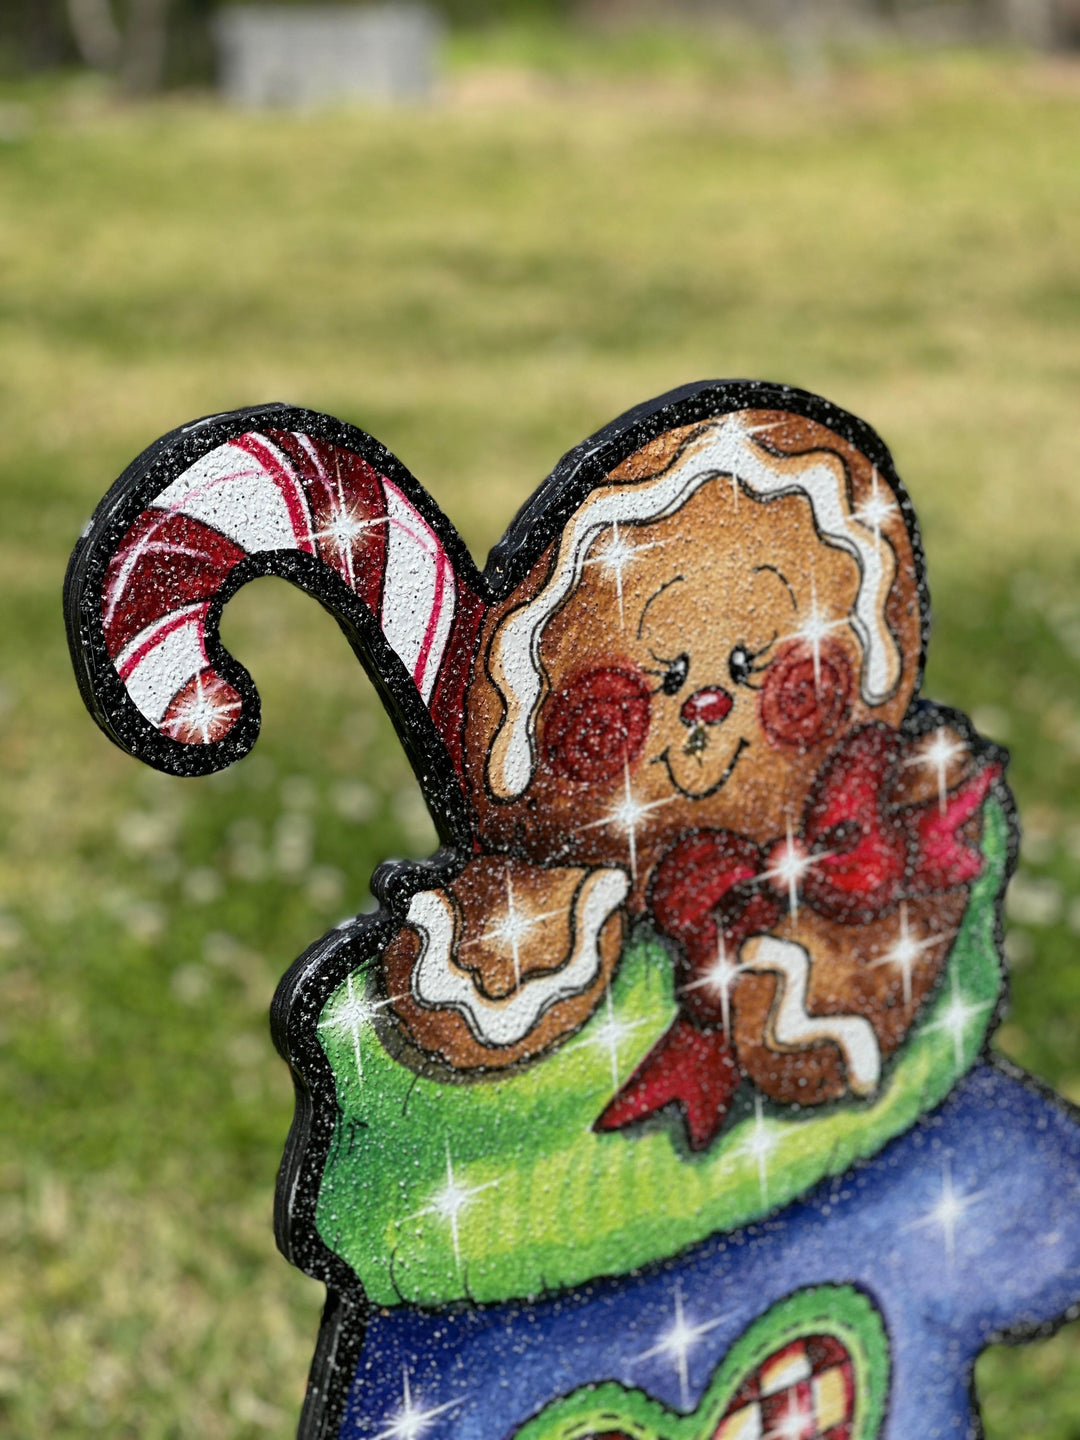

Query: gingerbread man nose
[680,686,733,727]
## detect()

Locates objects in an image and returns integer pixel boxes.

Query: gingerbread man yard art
[65,380,1080,1440]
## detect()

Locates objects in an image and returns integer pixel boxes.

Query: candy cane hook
[64,405,484,848]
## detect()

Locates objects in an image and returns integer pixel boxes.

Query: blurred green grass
[1,33,1080,1439]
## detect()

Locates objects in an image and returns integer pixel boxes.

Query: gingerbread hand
[383,857,628,1071]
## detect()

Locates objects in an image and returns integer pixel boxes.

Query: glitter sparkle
[581,757,675,882]
[585,520,670,628]
[765,1391,809,1440]
[467,869,561,987]
[904,1159,989,1268]
[870,903,947,1008]
[787,576,849,691]
[311,500,389,588]
[735,1094,782,1207]
[905,727,968,815]
[854,466,897,545]
[923,969,994,1073]
[410,1143,500,1270]
[298,451,393,589]
[574,985,648,1091]
[371,1369,463,1440]
[318,972,402,1084]
[162,672,241,744]
[685,930,743,1035]
[633,1283,729,1409]
[760,820,827,921]
[721,414,787,507]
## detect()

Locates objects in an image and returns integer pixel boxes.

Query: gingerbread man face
[466,414,921,883]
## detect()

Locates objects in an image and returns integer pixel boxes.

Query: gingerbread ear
[64,405,484,845]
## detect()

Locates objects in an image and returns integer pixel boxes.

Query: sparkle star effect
[633,1283,729,1409]
[759,820,828,922]
[904,727,968,815]
[854,466,897,546]
[904,1159,989,1269]
[765,1390,810,1440]
[585,520,671,628]
[720,415,787,509]
[736,1094,781,1207]
[465,869,561,987]
[870,902,947,1008]
[318,972,403,1084]
[297,451,394,590]
[581,757,676,882]
[922,968,994,1073]
[685,930,743,1035]
[573,984,648,1090]
[410,1142,500,1270]
[308,488,390,589]
[162,672,241,744]
[371,1368,463,1440]
[787,576,849,692]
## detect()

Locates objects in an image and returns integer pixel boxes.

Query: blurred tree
[66,0,175,92]
[2,0,1073,90]
[1000,0,1058,44]
[0,0,73,73]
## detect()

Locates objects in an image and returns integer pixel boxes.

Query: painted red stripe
[267,430,390,613]
[429,584,484,785]
[116,603,208,681]
[103,509,247,658]
[232,431,316,554]
[413,545,452,693]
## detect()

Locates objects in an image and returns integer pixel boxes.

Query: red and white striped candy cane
[66,407,484,845]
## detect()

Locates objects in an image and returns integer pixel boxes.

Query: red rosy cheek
[759,639,853,752]
[542,665,652,784]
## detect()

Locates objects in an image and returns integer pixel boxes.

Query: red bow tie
[596,723,1001,1150]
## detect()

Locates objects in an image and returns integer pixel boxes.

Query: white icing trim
[408,867,629,1048]
[739,934,881,1096]
[487,415,901,799]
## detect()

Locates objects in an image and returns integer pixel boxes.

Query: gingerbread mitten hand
[384,857,628,1071]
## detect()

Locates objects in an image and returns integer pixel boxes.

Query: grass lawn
[2,31,1080,1439]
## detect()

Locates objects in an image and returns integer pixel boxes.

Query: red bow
[595,723,1001,1150]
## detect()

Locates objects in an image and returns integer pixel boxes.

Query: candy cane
[65,406,483,845]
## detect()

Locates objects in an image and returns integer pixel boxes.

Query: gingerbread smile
[653,734,750,800]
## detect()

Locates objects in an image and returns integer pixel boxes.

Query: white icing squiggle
[408,868,629,1048]
[739,934,881,1095]
[487,415,901,799]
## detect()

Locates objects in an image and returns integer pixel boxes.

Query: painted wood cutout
[64,380,1080,1440]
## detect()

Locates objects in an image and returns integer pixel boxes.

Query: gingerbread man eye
[660,653,689,696]
[728,636,776,689]
[728,646,755,686]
